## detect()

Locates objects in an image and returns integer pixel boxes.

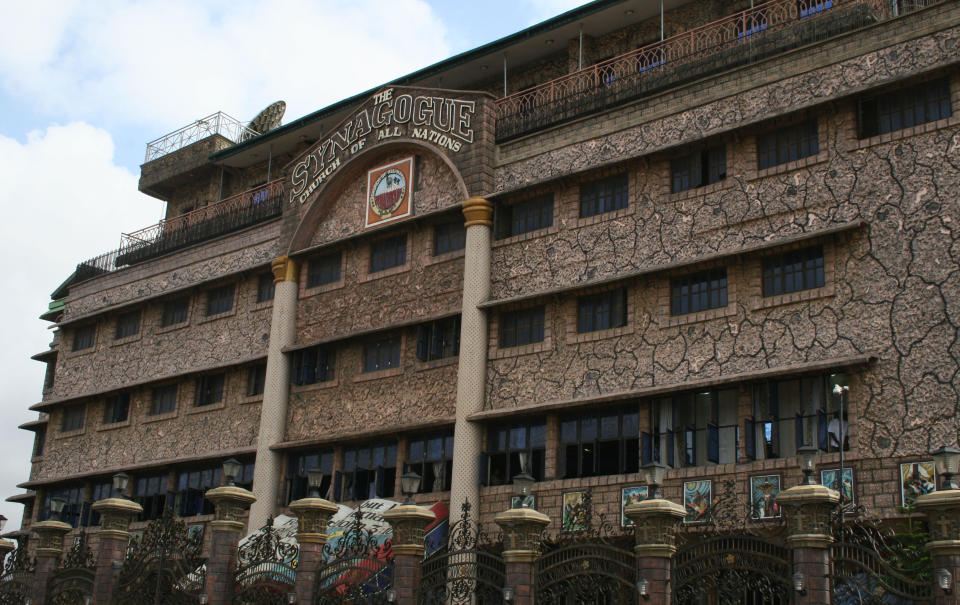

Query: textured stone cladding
[486,87,960,460]
[36,365,260,480]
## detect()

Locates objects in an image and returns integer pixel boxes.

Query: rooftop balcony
[145,111,259,163]
[75,180,283,283]
[494,0,927,140]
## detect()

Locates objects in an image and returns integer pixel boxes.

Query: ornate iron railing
[47,532,96,605]
[495,0,896,140]
[233,517,299,605]
[75,180,284,282]
[314,510,394,605]
[145,112,259,162]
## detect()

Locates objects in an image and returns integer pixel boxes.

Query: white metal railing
[144,112,259,162]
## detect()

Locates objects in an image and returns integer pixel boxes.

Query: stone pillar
[31,519,72,605]
[204,485,257,605]
[250,256,300,529]
[449,197,493,522]
[90,498,142,604]
[382,504,436,604]
[289,497,339,605]
[625,498,686,605]
[777,484,840,605]
[915,490,960,605]
[495,507,551,605]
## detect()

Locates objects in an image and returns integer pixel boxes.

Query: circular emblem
[369,169,407,217]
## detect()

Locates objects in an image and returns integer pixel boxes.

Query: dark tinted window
[195,374,225,406]
[206,284,235,316]
[291,347,336,385]
[671,269,729,315]
[73,325,96,351]
[370,235,407,273]
[61,405,85,431]
[485,421,546,486]
[560,407,639,478]
[577,288,628,333]
[150,385,178,415]
[499,307,545,348]
[114,311,140,339]
[859,78,952,138]
[763,246,825,297]
[416,316,461,361]
[256,273,275,302]
[757,120,819,170]
[363,338,402,373]
[672,145,727,193]
[579,174,628,218]
[103,393,130,424]
[307,251,342,287]
[162,297,190,326]
[247,363,267,396]
[433,221,466,255]
[496,194,554,238]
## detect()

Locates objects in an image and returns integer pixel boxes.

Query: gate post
[382,503,436,604]
[90,497,143,604]
[915,490,960,605]
[625,498,686,605]
[777,484,840,605]
[31,519,72,605]
[289,497,339,605]
[204,484,257,605]
[494,506,551,605]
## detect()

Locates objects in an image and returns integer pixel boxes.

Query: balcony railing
[75,180,284,282]
[145,112,259,162]
[495,0,902,140]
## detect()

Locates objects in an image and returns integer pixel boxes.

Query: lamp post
[932,446,960,490]
[512,473,535,508]
[642,462,667,499]
[400,470,422,505]
[112,472,129,498]
[796,446,819,486]
[222,458,243,487]
[306,468,325,499]
[49,496,66,523]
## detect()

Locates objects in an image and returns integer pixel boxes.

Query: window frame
[577,288,628,333]
[61,404,85,432]
[762,246,825,297]
[72,325,96,351]
[671,145,727,193]
[161,297,191,327]
[433,220,466,256]
[559,407,640,479]
[496,194,554,239]
[194,373,225,407]
[858,78,953,139]
[498,306,546,348]
[670,268,729,316]
[150,384,178,416]
[103,393,130,424]
[757,120,819,170]
[306,251,343,288]
[363,337,402,373]
[485,421,547,486]
[369,234,408,273]
[416,316,461,362]
[114,310,141,340]
[341,442,398,501]
[291,346,336,385]
[205,283,235,316]
[406,431,455,493]
[579,173,629,219]
[256,273,275,303]
[247,363,267,397]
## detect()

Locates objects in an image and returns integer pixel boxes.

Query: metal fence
[145,112,259,162]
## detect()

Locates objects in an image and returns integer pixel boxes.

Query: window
[205,284,235,316]
[579,173,628,218]
[762,246,825,297]
[291,347,336,385]
[88,480,113,525]
[195,374,225,406]
[341,443,397,501]
[648,388,739,468]
[43,359,56,391]
[307,251,342,288]
[407,432,454,493]
[135,474,168,521]
[798,0,833,18]
[671,269,728,316]
[417,316,461,361]
[363,337,402,373]
[578,288,628,333]
[177,466,221,516]
[285,451,334,503]
[671,145,727,193]
[433,221,466,255]
[73,325,95,351]
[485,421,546,486]
[859,78,952,139]
[256,273,275,302]
[162,297,190,326]
[103,393,130,424]
[757,120,818,170]
[150,385,178,415]
[560,407,639,478]
[33,427,45,457]
[114,311,140,339]
[496,194,554,238]
[247,363,267,396]
[499,306,545,348]
[234,461,256,492]
[61,405,84,432]
[42,486,84,528]
[370,234,407,273]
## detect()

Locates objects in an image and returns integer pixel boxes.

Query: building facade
[11,0,960,582]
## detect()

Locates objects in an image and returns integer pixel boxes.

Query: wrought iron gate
[46,532,95,605]
[114,507,205,605]
[0,539,33,605]
[418,502,505,605]
[314,510,393,605]
[233,518,298,605]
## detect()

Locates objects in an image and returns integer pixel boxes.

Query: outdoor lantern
[933,446,960,490]
[306,468,325,498]
[797,446,819,486]
[512,472,536,507]
[937,568,953,593]
[502,586,514,602]
[386,589,396,603]
[637,578,650,600]
[287,591,298,604]
[792,571,806,595]
[222,458,243,487]
[400,470,421,504]
[642,462,667,499]
[83,596,92,605]
[0,514,8,533]
[50,496,66,521]
[112,472,129,497]
[199,594,208,605]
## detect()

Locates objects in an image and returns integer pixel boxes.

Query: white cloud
[0,0,452,132]
[0,123,164,530]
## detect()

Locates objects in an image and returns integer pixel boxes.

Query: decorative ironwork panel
[673,535,792,605]
[0,539,35,605]
[534,542,637,605]
[234,517,299,605]
[419,502,505,605]
[314,510,394,605]
[114,508,205,605]
[47,532,95,605]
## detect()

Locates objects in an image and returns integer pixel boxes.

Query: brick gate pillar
[449,197,493,522]
[204,485,257,605]
[382,503,436,604]
[624,498,686,605]
[90,497,143,604]
[250,255,300,529]
[915,490,960,604]
[289,496,338,605]
[31,520,72,605]
[777,484,840,605]
[494,506,551,605]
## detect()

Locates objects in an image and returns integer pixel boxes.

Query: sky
[0,0,593,532]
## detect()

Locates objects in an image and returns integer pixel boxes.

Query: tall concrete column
[250,256,300,529]
[449,197,494,522]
